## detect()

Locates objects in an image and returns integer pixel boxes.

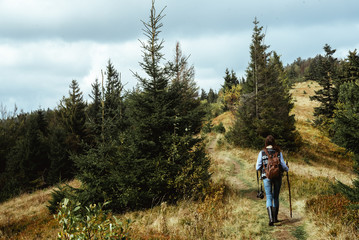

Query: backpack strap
[264,148,278,158]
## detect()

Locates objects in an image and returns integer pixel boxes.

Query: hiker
[256,135,289,226]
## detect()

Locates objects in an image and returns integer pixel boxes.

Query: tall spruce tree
[229,18,270,148]
[87,78,102,141]
[168,42,204,135]
[257,52,299,149]
[332,50,359,207]
[309,44,340,130]
[128,0,181,203]
[103,60,126,140]
[228,19,299,150]
[59,80,87,155]
[127,0,209,206]
[71,65,130,211]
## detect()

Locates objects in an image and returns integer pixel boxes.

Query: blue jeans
[263,177,282,208]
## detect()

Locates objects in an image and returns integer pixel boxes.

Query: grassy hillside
[0,81,357,239]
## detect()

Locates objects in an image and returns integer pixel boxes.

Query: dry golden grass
[290,81,320,122]
[211,111,235,131]
[0,179,80,239]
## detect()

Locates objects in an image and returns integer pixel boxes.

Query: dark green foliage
[1,110,51,200]
[200,89,208,100]
[162,134,210,200]
[228,19,300,150]
[73,141,141,212]
[332,50,359,208]
[202,121,213,134]
[48,184,78,214]
[125,0,209,207]
[87,78,102,140]
[167,42,205,135]
[309,44,340,130]
[67,0,209,212]
[103,60,127,139]
[207,88,218,103]
[58,80,87,157]
[222,68,239,111]
[257,52,300,149]
[332,82,359,153]
[341,50,359,84]
[306,55,325,81]
[46,124,71,184]
[222,68,239,91]
[213,122,226,134]
[285,57,313,84]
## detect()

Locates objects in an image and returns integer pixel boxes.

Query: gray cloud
[0,0,359,112]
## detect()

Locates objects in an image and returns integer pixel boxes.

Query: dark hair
[265,135,280,152]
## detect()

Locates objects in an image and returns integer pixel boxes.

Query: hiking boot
[272,207,279,223]
[267,207,274,226]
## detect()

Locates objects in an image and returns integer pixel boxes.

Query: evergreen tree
[103,60,126,139]
[341,50,359,83]
[222,68,239,91]
[71,62,128,211]
[3,110,50,198]
[257,52,299,149]
[222,68,239,111]
[229,18,270,148]
[87,78,102,140]
[309,44,340,130]
[228,19,299,150]
[168,42,204,135]
[200,89,207,101]
[59,80,87,155]
[332,51,359,207]
[207,88,216,103]
[47,122,70,184]
[126,0,209,206]
[127,0,180,204]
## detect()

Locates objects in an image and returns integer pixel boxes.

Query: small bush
[202,122,213,134]
[48,185,78,214]
[292,225,308,240]
[213,122,226,134]
[55,198,131,239]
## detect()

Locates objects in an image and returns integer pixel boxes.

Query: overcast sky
[1,0,359,113]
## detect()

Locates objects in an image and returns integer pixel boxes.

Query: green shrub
[213,122,226,134]
[202,122,213,134]
[55,198,131,239]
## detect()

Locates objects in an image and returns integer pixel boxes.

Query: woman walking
[256,135,289,226]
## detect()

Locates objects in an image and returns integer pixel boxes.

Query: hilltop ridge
[0,81,356,239]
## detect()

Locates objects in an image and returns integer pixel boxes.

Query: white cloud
[1,0,359,112]
[0,39,142,111]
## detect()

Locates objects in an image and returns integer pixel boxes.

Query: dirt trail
[207,135,306,239]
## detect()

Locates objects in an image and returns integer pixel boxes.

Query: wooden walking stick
[286,160,292,218]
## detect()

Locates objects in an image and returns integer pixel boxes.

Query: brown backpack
[263,148,281,179]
